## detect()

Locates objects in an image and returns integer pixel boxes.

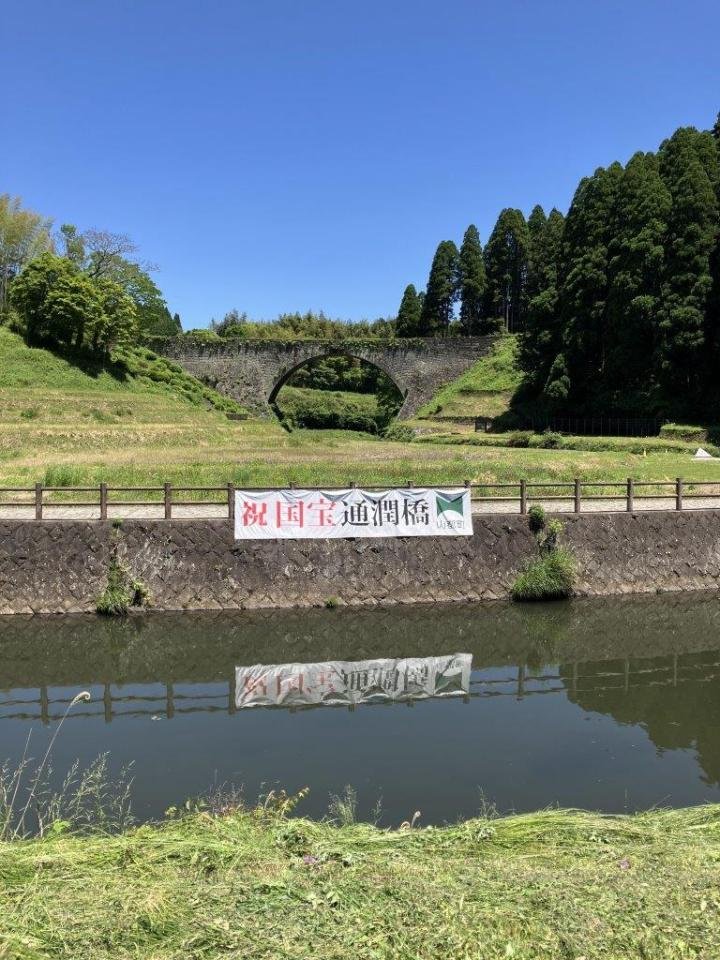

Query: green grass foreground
[2,806,720,959]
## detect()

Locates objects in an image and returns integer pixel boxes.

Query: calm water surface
[2,595,720,825]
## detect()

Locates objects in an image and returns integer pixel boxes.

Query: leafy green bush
[511,548,575,601]
[96,557,149,616]
[508,431,533,447]
[275,387,382,434]
[383,424,415,442]
[512,507,575,601]
[527,505,546,533]
[538,430,562,449]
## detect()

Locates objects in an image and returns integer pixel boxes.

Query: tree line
[0,196,181,357]
[522,119,720,419]
[395,207,565,338]
[398,113,720,419]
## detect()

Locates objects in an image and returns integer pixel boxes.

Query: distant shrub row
[417,430,720,456]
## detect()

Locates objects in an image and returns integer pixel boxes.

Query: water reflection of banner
[234,488,473,539]
[235,654,472,709]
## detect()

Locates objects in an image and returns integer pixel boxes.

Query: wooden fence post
[626,477,634,513]
[519,479,527,515]
[164,482,172,520]
[34,482,43,520]
[100,482,108,521]
[227,482,235,521]
[675,477,683,511]
[574,478,581,513]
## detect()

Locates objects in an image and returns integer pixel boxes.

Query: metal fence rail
[0,478,718,518]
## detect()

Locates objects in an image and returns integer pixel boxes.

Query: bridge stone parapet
[152,336,498,419]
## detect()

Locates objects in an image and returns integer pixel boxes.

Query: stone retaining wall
[0,511,719,614]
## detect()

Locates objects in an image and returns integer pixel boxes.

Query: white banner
[235,654,472,709]
[234,487,473,539]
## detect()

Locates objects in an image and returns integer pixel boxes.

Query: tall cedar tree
[518,207,565,389]
[420,241,459,334]
[602,152,672,409]
[458,225,487,334]
[657,128,719,408]
[483,209,530,333]
[525,205,548,302]
[545,163,623,407]
[395,283,423,336]
[705,114,720,398]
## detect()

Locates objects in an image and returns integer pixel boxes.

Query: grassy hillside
[2,805,719,958]
[2,327,720,489]
[0,327,246,419]
[415,335,523,421]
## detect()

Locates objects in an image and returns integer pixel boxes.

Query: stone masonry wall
[154,336,497,418]
[1,511,720,614]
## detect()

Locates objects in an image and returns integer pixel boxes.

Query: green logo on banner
[436,493,464,519]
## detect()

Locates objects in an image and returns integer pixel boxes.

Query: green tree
[483,209,530,332]
[59,224,86,267]
[10,252,137,355]
[92,278,138,352]
[395,283,423,336]
[602,152,671,408]
[9,253,75,341]
[11,254,101,348]
[705,113,720,390]
[657,128,719,407]
[45,272,103,349]
[519,207,565,389]
[0,195,52,315]
[89,257,174,336]
[420,240,459,334]
[458,225,487,334]
[545,163,623,407]
[58,224,175,337]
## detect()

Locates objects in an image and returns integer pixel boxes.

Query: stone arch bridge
[154,336,498,419]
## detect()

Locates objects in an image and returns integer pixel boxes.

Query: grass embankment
[2,327,720,490]
[414,334,522,422]
[417,431,719,456]
[1,806,719,958]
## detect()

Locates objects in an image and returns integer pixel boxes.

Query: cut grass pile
[1,805,719,958]
[415,335,523,420]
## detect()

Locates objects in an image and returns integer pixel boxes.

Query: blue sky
[3,1,718,328]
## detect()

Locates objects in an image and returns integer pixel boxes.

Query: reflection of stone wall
[3,511,720,615]
[3,594,720,688]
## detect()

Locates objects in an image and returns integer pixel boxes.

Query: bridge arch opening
[270,353,404,434]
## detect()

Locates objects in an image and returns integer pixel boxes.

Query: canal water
[2,595,720,826]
